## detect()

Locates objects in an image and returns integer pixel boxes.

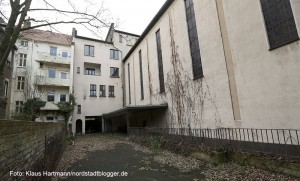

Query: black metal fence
[128,127,300,159]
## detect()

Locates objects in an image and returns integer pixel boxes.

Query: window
[260,0,299,49]
[19,53,27,67]
[17,76,25,90]
[110,49,119,60]
[90,84,96,96]
[50,47,57,56]
[46,117,54,121]
[60,94,66,102]
[15,101,23,113]
[62,51,68,58]
[61,72,68,79]
[77,105,81,114]
[21,40,28,47]
[77,67,80,74]
[119,34,122,43]
[99,85,106,97]
[128,63,131,104]
[85,68,96,75]
[47,91,55,102]
[110,67,119,78]
[48,68,56,78]
[184,0,203,79]
[84,45,94,56]
[4,80,8,97]
[109,86,115,97]
[139,50,144,100]
[155,29,165,93]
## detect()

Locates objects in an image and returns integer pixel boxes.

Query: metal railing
[128,127,300,159]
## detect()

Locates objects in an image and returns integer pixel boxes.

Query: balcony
[40,102,59,111]
[35,75,71,87]
[36,52,71,65]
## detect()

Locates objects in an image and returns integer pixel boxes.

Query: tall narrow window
[47,91,55,102]
[99,85,106,97]
[17,76,25,90]
[260,0,299,49]
[4,80,8,97]
[77,105,81,114]
[139,50,144,100]
[119,34,123,43]
[109,86,115,97]
[84,45,94,56]
[128,63,131,104]
[90,84,96,96]
[60,94,67,102]
[19,53,27,67]
[16,101,24,112]
[184,0,203,79]
[155,29,165,92]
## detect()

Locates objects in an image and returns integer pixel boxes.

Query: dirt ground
[52,134,297,181]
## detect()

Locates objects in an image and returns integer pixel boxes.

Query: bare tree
[22,67,45,100]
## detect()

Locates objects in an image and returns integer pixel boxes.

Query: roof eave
[122,0,175,62]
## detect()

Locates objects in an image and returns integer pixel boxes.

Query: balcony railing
[35,75,71,87]
[36,52,71,65]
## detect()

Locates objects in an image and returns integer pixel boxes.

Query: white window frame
[61,72,68,79]
[19,53,27,67]
[17,76,25,90]
[21,40,28,47]
[4,79,9,97]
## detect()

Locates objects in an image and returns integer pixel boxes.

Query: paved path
[66,142,205,181]
[53,134,297,181]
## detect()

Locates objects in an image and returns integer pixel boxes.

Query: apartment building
[71,28,139,134]
[11,29,73,122]
[102,0,300,131]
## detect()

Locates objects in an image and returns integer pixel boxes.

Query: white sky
[27,0,166,39]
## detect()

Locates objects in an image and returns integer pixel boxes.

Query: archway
[76,119,82,134]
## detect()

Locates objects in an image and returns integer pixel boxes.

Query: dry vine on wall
[152,15,222,132]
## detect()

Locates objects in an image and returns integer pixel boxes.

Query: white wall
[222,0,300,129]
[72,37,124,133]
[124,0,235,129]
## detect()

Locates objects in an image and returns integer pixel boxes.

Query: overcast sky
[28,0,166,39]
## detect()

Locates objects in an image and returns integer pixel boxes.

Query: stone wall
[0,120,66,180]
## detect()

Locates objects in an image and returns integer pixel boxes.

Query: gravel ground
[52,134,298,181]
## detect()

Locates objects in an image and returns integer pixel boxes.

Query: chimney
[23,18,31,28]
[72,28,77,38]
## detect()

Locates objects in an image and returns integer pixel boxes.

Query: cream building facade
[11,29,73,122]
[102,0,300,131]
[71,28,139,134]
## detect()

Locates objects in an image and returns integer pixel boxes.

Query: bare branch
[27,8,109,27]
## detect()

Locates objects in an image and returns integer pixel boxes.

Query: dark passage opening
[85,116,102,134]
